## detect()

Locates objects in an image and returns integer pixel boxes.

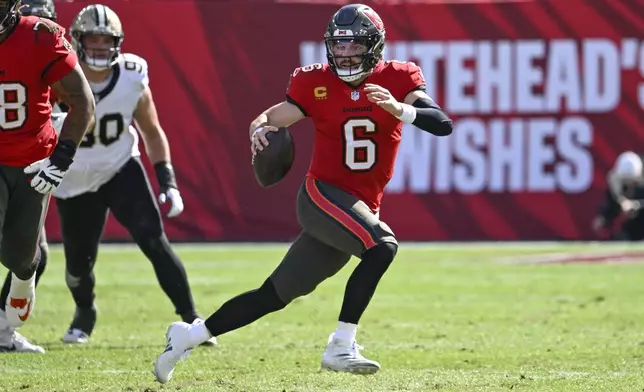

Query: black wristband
[154,161,178,189]
[49,139,76,171]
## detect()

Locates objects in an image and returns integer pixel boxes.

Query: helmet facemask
[325,35,381,82]
[73,31,122,71]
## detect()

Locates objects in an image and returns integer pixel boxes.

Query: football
[252,127,295,188]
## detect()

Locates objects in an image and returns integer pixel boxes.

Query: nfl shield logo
[351,91,360,101]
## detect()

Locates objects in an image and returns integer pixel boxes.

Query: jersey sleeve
[39,23,78,85]
[400,61,427,98]
[140,61,150,88]
[285,68,310,117]
[121,53,150,90]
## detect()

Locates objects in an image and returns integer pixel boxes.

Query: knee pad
[363,242,398,269]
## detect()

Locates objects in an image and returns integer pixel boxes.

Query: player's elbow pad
[411,98,453,136]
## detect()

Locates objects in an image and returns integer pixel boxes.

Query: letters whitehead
[300,39,632,194]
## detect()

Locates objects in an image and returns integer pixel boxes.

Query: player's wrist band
[154,161,178,189]
[395,104,417,124]
[50,139,77,170]
[251,127,264,141]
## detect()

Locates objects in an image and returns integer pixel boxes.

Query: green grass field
[1,242,644,392]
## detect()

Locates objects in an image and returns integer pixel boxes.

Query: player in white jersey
[54,4,215,346]
[54,50,147,199]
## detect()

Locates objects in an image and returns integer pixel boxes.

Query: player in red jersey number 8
[0,0,94,347]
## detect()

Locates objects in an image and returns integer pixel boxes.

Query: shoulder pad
[118,53,149,88]
[292,63,329,78]
[289,63,329,89]
[384,60,420,72]
[27,16,67,45]
[32,19,60,33]
[291,63,329,78]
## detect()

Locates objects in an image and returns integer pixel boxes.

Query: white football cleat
[62,328,90,344]
[153,322,193,384]
[0,310,44,353]
[321,333,381,374]
[0,330,45,353]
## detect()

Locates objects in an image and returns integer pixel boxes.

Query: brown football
[252,127,295,188]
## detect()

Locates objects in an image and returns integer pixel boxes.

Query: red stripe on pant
[304,177,377,249]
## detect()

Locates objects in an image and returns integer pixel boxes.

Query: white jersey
[51,101,65,133]
[54,53,149,199]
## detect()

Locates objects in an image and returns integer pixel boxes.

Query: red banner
[45,0,644,241]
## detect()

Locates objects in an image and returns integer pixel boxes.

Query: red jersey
[286,61,426,211]
[0,16,77,166]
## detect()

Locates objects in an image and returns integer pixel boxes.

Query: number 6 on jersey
[343,118,377,171]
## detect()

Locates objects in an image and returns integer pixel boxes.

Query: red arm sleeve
[40,24,78,85]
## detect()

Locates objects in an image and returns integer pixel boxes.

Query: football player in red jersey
[0,0,58,354]
[153,4,452,382]
[0,0,94,332]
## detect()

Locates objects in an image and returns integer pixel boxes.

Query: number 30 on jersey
[81,113,125,147]
[342,118,377,171]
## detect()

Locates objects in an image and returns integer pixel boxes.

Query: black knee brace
[363,242,398,269]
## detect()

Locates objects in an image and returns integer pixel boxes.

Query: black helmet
[0,0,21,34]
[324,4,385,82]
[21,0,56,21]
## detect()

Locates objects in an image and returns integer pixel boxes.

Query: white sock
[9,272,36,299]
[334,322,357,344]
[188,322,212,347]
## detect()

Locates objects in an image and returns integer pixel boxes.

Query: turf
[0,242,643,391]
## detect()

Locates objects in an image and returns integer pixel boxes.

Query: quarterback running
[54,4,214,345]
[154,4,452,383]
[0,0,94,342]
